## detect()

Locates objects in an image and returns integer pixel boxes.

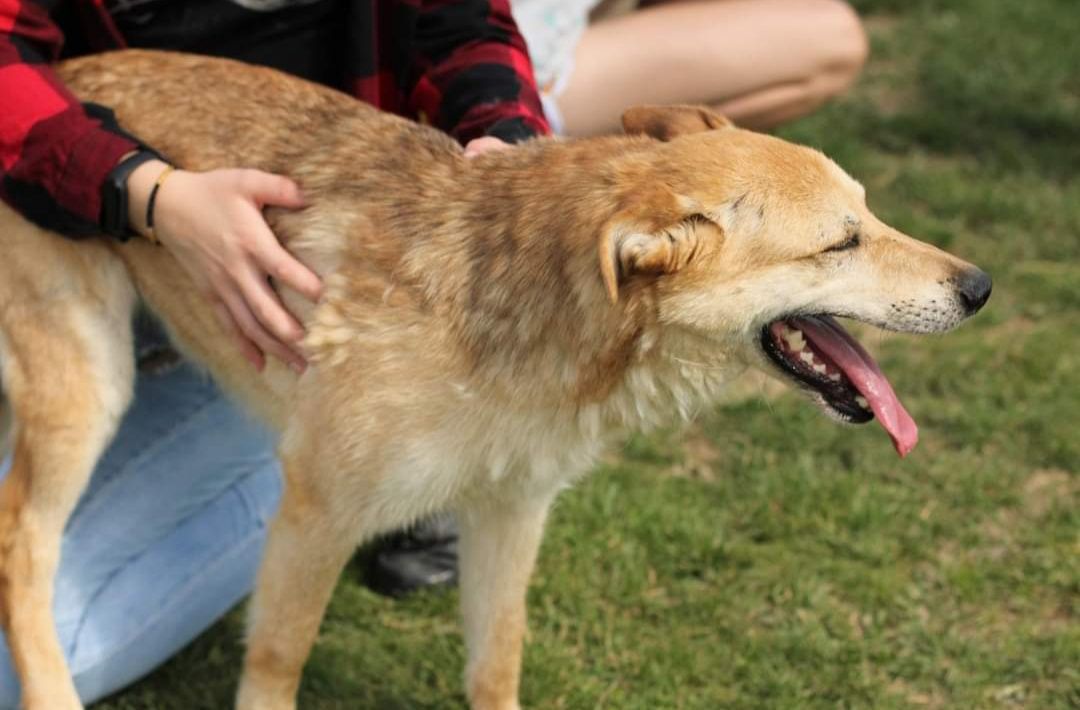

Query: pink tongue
[790,315,919,457]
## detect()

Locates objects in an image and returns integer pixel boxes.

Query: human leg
[557,0,869,135]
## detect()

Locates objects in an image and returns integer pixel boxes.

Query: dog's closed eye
[823,233,860,253]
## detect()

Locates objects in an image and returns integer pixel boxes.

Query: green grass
[96,1,1079,707]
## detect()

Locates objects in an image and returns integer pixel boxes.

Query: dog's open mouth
[760,315,918,457]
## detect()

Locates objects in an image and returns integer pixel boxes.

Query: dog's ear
[599,212,720,303]
[621,105,734,141]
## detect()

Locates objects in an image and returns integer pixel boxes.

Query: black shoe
[365,513,458,598]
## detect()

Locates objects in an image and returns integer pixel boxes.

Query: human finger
[235,258,305,345]
[222,286,306,372]
[239,170,306,208]
[254,231,323,303]
[464,136,511,158]
[211,298,265,370]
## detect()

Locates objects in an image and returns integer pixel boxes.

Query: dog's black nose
[956,268,992,314]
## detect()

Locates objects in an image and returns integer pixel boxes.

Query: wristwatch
[100,149,164,241]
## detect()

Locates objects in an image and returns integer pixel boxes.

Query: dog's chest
[465,335,744,494]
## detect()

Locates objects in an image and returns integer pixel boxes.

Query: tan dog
[0,50,990,710]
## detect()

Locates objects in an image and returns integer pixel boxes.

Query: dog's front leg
[236,454,365,710]
[459,493,555,710]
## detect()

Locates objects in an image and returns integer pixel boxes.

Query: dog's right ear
[621,105,734,141]
[598,212,721,304]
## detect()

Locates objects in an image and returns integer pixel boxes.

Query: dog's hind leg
[458,494,556,710]
[0,239,136,710]
[0,384,10,464]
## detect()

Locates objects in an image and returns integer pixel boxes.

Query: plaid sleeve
[408,0,550,144]
[0,0,139,237]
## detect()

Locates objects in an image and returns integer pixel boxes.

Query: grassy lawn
[97,0,1078,707]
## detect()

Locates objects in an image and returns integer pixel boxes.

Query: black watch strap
[100,149,165,241]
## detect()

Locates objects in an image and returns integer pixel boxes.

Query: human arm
[408,0,551,144]
[0,0,142,235]
[1,0,320,370]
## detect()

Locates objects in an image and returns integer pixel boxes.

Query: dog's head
[603,105,992,456]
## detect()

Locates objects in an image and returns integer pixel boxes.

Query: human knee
[804,0,870,95]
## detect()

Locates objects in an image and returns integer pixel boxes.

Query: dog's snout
[955,268,992,314]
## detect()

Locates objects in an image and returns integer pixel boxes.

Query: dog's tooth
[855,395,869,409]
[813,363,827,374]
[828,372,842,382]
[783,329,806,351]
[799,351,815,365]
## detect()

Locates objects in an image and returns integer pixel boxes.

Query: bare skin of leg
[458,496,554,710]
[558,0,869,135]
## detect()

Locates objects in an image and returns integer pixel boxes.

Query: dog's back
[47,52,697,454]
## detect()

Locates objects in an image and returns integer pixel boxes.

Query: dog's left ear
[622,104,734,141]
[599,206,720,303]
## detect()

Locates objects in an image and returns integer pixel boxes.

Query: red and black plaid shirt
[0,0,550,237]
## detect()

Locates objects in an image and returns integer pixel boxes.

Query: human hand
[128,161,322,372]
[463,136,511,158]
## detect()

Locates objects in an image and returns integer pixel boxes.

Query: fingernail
[290,361,306,374]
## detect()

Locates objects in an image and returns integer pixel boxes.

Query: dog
[0,50,990,710]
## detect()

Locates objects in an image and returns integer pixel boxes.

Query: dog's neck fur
[293,132,743,433]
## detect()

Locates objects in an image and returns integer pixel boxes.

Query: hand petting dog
[126,161,321,372]
[123,137,509,374]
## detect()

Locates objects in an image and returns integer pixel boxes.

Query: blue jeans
[0,362,282,707]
